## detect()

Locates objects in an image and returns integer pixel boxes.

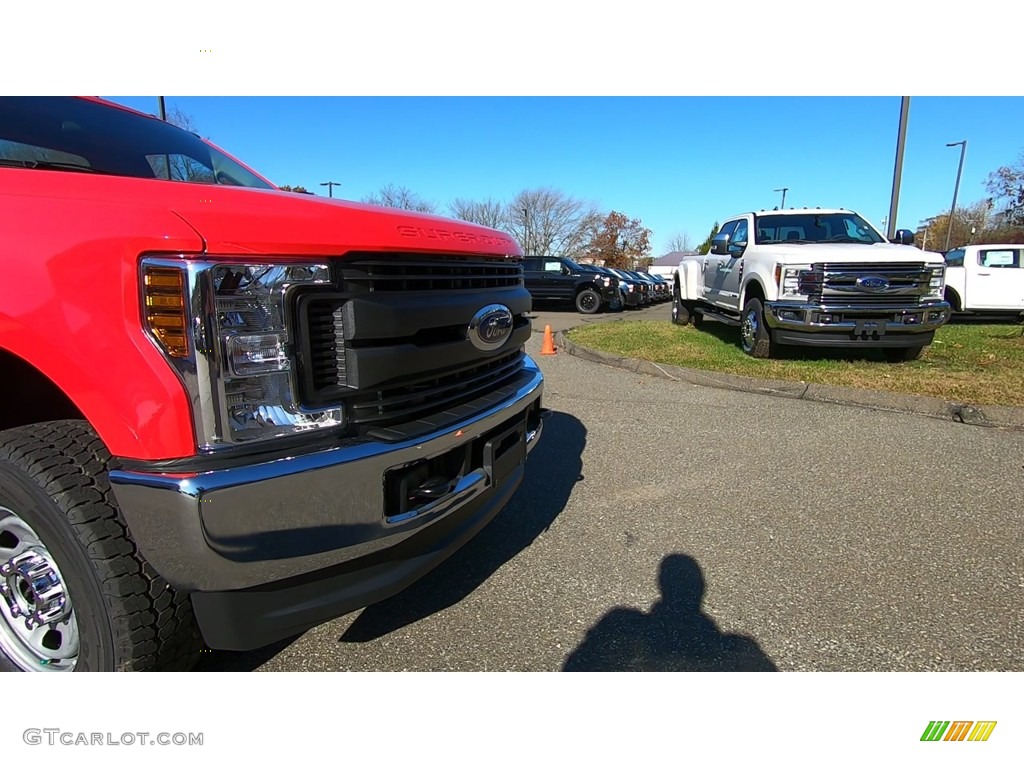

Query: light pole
[773,187,788,209]
[886,96,911,240]
[320,181,341,198]
[157,97,166,121]
[944,140,967,252]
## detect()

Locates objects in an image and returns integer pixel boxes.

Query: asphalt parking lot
[528,300,668,332]
[200,304,1024,672]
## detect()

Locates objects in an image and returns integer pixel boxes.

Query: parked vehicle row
[522,257,670,314]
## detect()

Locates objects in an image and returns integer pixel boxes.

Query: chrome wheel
[741,309,758,352]
[0,506,79,671]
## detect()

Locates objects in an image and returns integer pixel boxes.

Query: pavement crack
[648,362,680,381]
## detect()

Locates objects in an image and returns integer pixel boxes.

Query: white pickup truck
[671,208,951,361]
[942,244,1024,318]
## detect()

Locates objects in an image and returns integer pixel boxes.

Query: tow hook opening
[382,404,543,524]
[384,446,470,523]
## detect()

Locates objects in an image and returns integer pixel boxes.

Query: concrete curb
[554,330,1024,431]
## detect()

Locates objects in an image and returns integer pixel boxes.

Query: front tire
[671,285,691,326]
[740,298,774,358]
[0,421,202,672]
[575,288,601,315]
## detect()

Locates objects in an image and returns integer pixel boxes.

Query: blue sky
[106,96,1024,255]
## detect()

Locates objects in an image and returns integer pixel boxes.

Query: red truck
[0,97,546,671]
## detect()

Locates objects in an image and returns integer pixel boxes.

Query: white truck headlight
[142,259,344,451]
[928,266,945,298]
[777,265,812,298]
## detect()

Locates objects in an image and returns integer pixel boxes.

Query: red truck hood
[14,172,521,259]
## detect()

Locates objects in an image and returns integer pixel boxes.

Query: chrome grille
[806,262,930,306]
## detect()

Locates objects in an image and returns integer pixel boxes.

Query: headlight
[212,265,342,443]
[142,259,344,451]
[928,265,945,298]
[778,265,813,297]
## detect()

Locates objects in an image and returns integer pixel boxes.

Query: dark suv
[523,256,621,314]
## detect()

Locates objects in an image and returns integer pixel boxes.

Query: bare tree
[149,105,212,183]
[362,183,437,213]
[166,105,199,134]
[448,197,507,230]
[986,149,1024,227]
[507,187,601,259]
[666,232,692,253]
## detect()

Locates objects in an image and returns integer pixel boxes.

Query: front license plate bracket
[483,418,527,485]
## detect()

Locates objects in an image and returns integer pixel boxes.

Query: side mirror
[710,233,731,255]
[892,229,915,246]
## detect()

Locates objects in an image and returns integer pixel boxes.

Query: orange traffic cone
[540,324,557,355]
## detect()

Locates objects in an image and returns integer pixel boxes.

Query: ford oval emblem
[467,304,514,351]
[856,275,890,292]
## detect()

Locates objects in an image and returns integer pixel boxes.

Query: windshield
[0,97,274,189]
[754,212,885,244]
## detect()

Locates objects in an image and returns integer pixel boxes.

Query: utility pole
[886,97,911,240]
[320,181,341,198]
[945,140,967,252]
[773,187,789,209]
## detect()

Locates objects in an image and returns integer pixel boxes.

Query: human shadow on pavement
[337,410,586,644]
[563,553,777,672]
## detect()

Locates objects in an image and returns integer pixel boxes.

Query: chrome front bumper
[108,356,545,594]
[764,300,951,333]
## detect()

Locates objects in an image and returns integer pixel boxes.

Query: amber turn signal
[143,266,189,358]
